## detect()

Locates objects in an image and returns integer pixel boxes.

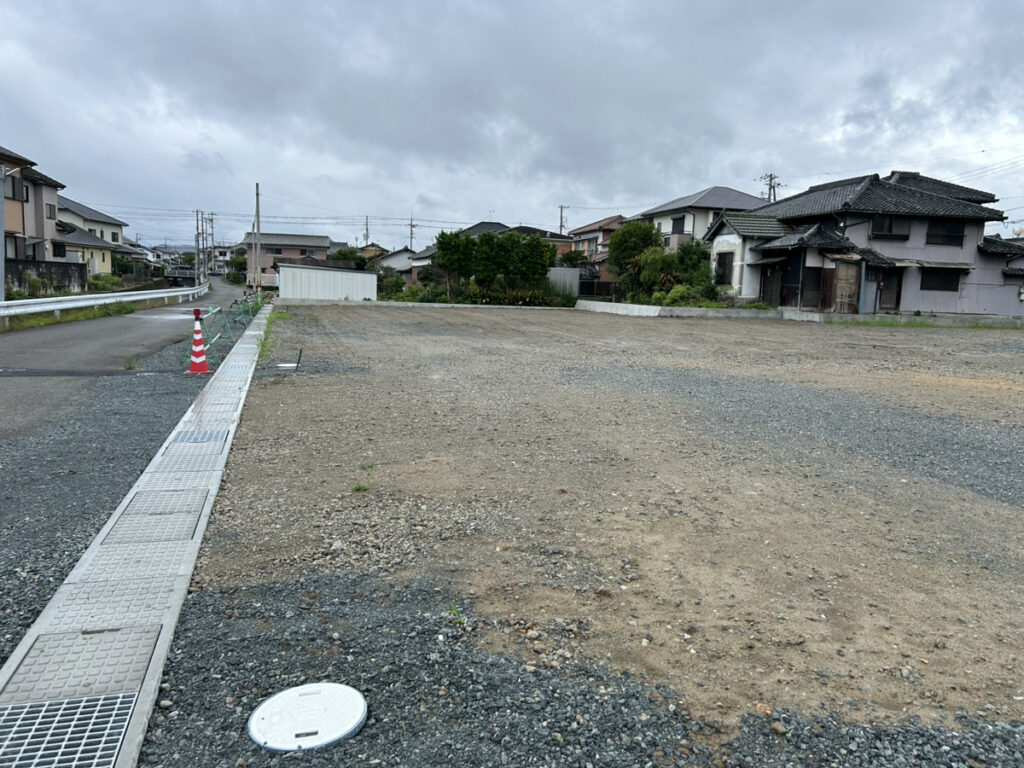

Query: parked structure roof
[57,195,128,226]
[638,186,764,218]
[750,175,1004,222]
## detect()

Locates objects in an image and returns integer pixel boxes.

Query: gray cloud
[4,0,1024,246]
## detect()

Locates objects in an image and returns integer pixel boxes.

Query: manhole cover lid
[247,682,367,751]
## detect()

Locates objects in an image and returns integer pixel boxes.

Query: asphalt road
[0,279,247,437]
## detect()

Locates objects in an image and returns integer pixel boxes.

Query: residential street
[0,280,247,436]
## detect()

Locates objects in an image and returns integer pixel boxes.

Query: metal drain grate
[172,429,229,444]
[0,693,135,767]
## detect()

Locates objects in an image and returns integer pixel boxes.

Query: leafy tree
[517,234,556,287]
[637,246,682,292]
[473,231,502,291]
[329,245,359,261]
[607,221,663,291]
[180,252,196,267]
[434,230,477,298]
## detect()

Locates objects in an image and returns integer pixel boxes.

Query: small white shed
[277,263,377,302]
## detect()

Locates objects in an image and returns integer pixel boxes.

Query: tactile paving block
[133,471,218,492]
[0,693,135,768]
[149,451,225,473]
[102,512,200,545]
[42,579,178,633]
[124,489,209,516]
[71,541,194,582]
[0,627,159,704]
[172,429,229,444]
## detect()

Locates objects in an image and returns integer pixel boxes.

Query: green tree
[329,245,362,268]
[434,230,477,298]
[637,246,681,292]
[516,234,556,287]
[180,252,196,267]
[607,221,663,292]
[473,231,502,291]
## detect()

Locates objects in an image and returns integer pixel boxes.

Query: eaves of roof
[57,195,128,226]
[0,144,34,167]
[568,214,627,236]
[884,171,996,204]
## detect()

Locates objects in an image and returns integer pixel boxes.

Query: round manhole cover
[247,682,367,752]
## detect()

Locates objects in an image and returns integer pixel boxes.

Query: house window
[111,232,119,243]
[25,242,37,259]
[45,203,56,219]
[88,228,96,235]
[299,248,312,257]
[715,252,734,285]
[53,242,66,258]
[266,247,282,255]
[871,215,911,238]
[920,268,960,291]
[655,221,662,232]
[3,176,28,201]
[926,219,965,246]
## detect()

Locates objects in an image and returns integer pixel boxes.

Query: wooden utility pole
[558,205,568,234]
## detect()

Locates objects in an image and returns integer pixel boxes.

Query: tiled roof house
[704,172,1024,315]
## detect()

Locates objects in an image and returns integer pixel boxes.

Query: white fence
[0,283,210,320]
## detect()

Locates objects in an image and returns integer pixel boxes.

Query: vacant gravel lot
[145,305,1023,766]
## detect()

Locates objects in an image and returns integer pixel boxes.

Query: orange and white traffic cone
[188,308,211,374]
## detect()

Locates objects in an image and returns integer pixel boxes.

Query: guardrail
[0,283,210,320]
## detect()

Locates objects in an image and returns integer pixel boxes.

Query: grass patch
[359,464,375,470]
[351,483,369,492]
[259,311,293,361]
[3,301,137,332]
[122,354,139,370]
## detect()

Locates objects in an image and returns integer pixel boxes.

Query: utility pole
[255,183,262,294]
[558,205,568,235]
[408,215,417,249]
[208,213,215,278]
[194,210,200,288]
[363,216,370,246]
[758,173,781,203]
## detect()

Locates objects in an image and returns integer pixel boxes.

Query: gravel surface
[138,306,1023,767]
[0,338,210,664]
[141,572,1024,768]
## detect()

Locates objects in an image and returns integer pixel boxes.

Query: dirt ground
[194,306,1024,729]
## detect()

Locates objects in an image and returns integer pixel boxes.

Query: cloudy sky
[4,0,1024,250]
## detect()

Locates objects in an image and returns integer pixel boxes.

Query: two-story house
[56,195,130,275]
[235,232,335,287]
[635,186,765,251]
[566,214,627,281]
[704,172,1024,316]
[20,168,65,262]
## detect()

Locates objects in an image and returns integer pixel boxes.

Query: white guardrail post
[0,283,211,328]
